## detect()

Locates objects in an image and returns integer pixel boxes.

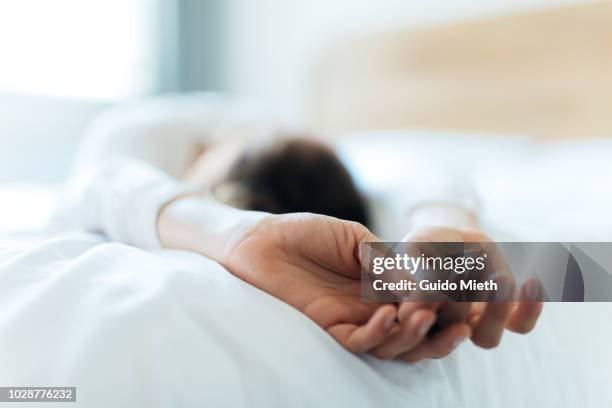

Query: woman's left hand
[396,226,544,362]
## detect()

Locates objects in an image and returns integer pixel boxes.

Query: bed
[2,3,612,407]
[2,132,612,407]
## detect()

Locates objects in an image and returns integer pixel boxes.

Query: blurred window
[0,0,157,101]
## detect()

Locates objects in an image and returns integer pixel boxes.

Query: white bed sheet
[0,184,58,235]
[0,233,609,407]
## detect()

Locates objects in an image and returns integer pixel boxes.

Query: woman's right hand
[222,212,442,359]
[160,195,480,361]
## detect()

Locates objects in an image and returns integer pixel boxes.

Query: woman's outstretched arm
[158,193,445,359]
[57,157,439,359]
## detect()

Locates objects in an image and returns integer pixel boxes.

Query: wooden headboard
[310,2,612,139]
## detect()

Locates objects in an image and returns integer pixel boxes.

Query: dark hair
[214,137,369,227]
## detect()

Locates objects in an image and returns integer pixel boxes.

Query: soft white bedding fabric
[1,233,610,407]
[0,184,58,235]
[340,133,612,241]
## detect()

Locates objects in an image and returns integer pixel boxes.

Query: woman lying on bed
[59,94,542,363]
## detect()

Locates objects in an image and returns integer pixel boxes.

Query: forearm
[157,193,268,264]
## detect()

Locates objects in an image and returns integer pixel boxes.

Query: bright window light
[0,0,157,101]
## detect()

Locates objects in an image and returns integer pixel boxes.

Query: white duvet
[2,133,612,407]
[1,233,610,407]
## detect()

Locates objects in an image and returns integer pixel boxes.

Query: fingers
[435,302,471,329]
[369,309,436,360]
[506,279,544,334]
[398,322,472,362]
[327,305,396,353]
[469,281,516,349]
[328,283,541,358]
[398,301,441,322]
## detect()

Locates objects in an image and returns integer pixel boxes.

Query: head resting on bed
[186,135,369,227]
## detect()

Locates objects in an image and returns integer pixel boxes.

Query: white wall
[225,0,588,124]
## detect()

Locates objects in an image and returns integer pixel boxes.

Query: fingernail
[418,317,435,336]
[384,315,396,332]
[523,279,543,301]
[451,335,467,349]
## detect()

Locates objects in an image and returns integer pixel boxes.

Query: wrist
[157,193,268,264]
